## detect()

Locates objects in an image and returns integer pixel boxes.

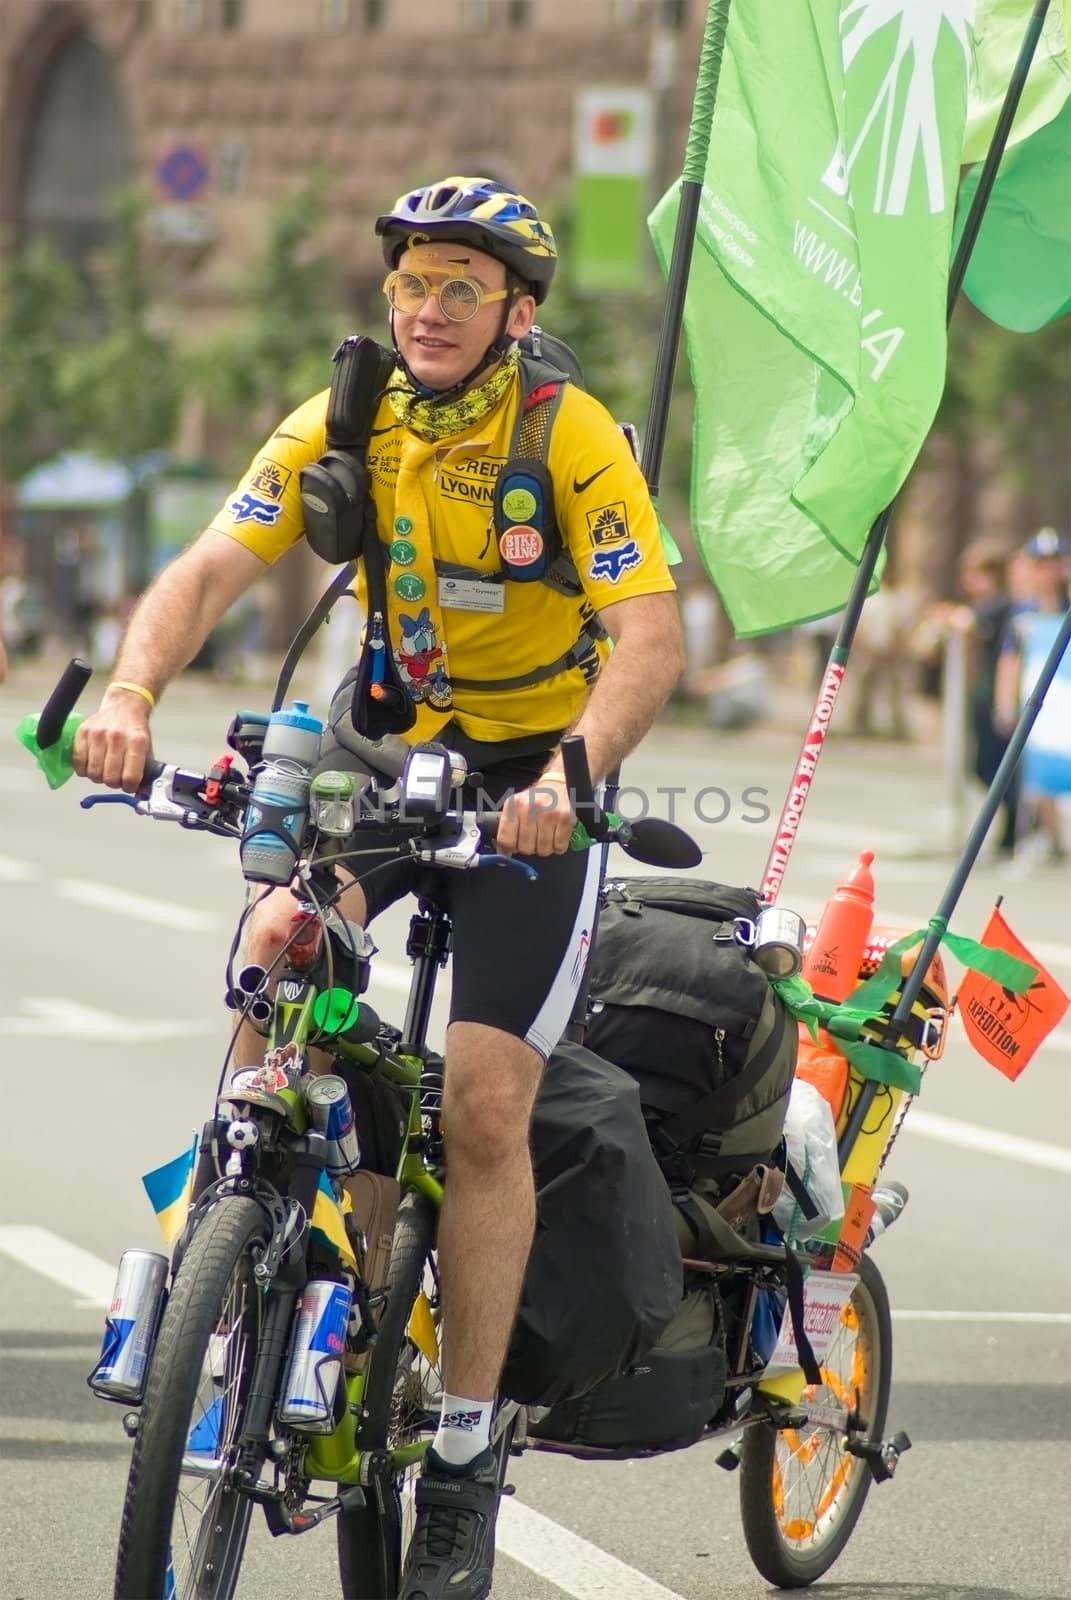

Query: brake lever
[80,793,140,810]
[478,854,539,881]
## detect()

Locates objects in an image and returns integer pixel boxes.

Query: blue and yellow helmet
[375,176,558,303]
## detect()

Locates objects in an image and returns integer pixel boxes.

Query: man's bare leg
[431,1021,542,1463]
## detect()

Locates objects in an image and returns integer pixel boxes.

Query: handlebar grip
[560,734,598,827]
[36,658,92,749]
[142,758,166,786]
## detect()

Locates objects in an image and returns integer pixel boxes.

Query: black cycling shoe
[397,1444,500,1600]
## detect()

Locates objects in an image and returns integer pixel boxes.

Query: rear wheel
[114,1198,269,1600]
[738,1251,892,1588]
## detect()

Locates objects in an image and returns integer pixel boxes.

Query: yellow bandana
[387,346,519,443]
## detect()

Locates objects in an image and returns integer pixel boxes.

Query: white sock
[432,1393,495,1466]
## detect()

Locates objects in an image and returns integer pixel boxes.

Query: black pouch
[528,1282,727,1456]
[298,334,397,566]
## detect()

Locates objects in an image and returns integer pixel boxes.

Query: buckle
[696,1132,724,1159]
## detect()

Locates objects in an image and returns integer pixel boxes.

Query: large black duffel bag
[583,877,797,1189]
[500,1042,683,1408]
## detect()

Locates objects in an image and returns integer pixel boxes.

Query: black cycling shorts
[314,678,601,1059]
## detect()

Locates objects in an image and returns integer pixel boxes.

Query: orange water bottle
[801,850,876,1002]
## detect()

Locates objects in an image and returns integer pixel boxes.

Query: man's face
[390,240,535,392]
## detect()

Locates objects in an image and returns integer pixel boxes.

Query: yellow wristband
[539,771,568,784]
[108,680,156,710]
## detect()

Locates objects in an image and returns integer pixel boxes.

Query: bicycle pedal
[715,1441,742,1472]
[845,1429,912,1482]
[501,1481,516,1497]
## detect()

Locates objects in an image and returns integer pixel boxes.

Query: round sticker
[501,487,537,522]
[390,538,417,567]
[394,573,426,601]
[394,516,413,535]
[499,527,544,567]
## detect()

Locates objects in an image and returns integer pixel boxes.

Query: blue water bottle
[240,701,324,885]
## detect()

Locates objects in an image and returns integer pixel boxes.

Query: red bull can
[277,1279,352,1433]
[88,1248,169,1403]
[303,1074,361,1175]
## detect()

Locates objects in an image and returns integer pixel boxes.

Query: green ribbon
[15,711,82,790]
[771,919,1037,1098]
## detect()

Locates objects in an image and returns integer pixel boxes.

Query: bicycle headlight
[311,769,356,836]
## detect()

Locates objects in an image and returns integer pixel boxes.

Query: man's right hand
[73,687,154,792]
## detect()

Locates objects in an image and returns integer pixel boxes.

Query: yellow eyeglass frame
[382,268,510,323]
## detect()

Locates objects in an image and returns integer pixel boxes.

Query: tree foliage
[190,179,342,453]
[56,190,181,465]
[0,236,83,482]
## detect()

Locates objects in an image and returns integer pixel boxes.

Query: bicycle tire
[114,1198,270,1600]
[738,1251,893,1589]
[337,1189,439,1600]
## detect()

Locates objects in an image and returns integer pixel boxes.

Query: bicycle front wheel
[114,1197,269,1600]
[738,1251,892,1588]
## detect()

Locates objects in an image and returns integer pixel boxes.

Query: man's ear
[506,293,537,339]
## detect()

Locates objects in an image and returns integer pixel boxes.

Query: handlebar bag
[582,877,797,1192]
[500,1042,682,1408]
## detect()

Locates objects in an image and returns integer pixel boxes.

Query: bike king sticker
[499,527,544,567]
[761,1269,858,1379]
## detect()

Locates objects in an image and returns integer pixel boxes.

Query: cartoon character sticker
[396,607,448,704]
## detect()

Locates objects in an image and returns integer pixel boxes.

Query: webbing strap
[449,618,603,692]
[659,1001,789,1151]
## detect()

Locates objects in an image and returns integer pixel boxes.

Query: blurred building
[0,0,698,311]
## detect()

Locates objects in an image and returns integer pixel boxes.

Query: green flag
[963,0,1070,162]
[649,2,974,636]
[962,95,1071,331]
[961,4,1071,332]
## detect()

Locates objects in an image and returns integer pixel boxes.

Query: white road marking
[56,878,219,932]
[0,1225,116,1307]
[905,1108,1071,1175]
[498,1498,689,1600]
[0,853,39,882]
[0,997,214,1042]
[892,1310,1071,1325]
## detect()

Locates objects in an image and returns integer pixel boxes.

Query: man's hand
[73,686,153,792]
[494,775,575,858]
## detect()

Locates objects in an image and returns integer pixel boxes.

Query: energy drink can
[277,1279,352,1433]
[88,1248,169,1403]
[304,1074,361,1176]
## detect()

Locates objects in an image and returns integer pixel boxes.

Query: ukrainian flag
[143,1137,197,1248]
[311,1171,357,1270]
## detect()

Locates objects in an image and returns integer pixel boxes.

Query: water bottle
[801,849,876,1002]
[240,701,323,885]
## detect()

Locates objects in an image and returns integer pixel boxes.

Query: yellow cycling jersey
[210,372,676,743]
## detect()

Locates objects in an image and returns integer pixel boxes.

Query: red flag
[956,908,1069,1080]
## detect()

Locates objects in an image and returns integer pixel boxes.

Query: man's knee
[442,1024,541,1166]
[242,875,367,972]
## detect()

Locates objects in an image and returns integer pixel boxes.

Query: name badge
[438,575,505,614]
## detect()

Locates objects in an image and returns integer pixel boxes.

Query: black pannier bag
[500,1042,683,1408]
[526,1278,726,1456]
[583,878,798,1190]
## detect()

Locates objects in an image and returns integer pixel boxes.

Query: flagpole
[642,0,732,494]
[759,0,1054,906]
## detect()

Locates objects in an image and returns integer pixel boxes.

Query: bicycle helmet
[376,177,557,303]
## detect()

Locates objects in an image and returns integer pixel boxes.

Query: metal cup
[752,905,806,979]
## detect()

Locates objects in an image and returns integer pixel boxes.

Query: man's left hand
[494,776,574,857]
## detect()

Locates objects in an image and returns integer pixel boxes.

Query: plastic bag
[773,1078,845,1242]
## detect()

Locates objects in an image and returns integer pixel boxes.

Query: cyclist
[73,175,683,1599]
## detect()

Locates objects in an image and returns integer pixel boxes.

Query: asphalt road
[1,662,1069,1600]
